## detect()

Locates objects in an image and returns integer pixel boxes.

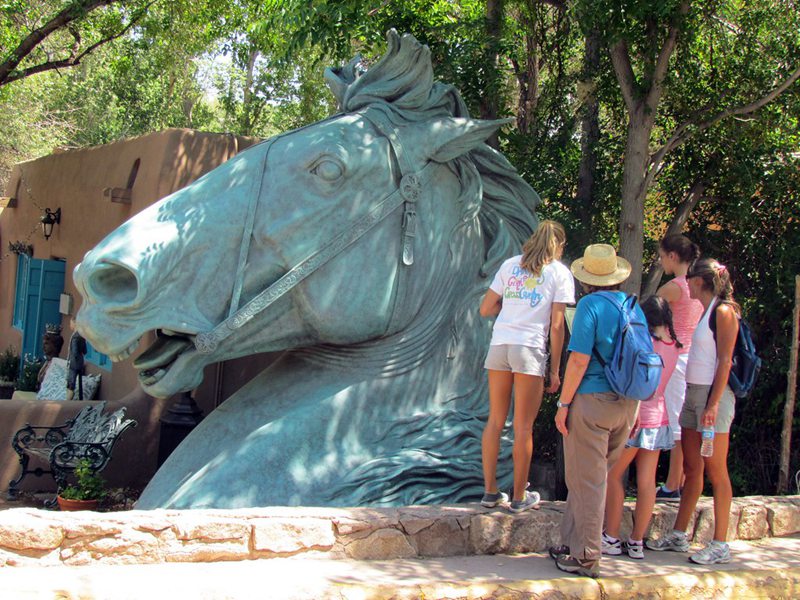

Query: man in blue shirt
[548,244,641,578]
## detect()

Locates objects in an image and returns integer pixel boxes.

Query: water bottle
[700,426,715,457]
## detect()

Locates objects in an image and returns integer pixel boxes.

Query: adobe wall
[0,129,256,403]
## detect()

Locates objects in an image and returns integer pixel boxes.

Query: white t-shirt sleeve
[489,266,505,295]
[552,262,576,304]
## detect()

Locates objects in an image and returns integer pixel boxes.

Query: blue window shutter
[21,259,65,359]
[12,254,29,330]
[85,340,111,371]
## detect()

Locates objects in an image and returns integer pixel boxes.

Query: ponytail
[641,295,683,348]
[687,258,741,316]
[520,220,566,276]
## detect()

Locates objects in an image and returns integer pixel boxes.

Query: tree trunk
[641,179,706,298]
[481,0,504,148]
[778,275,800,494]
[575,30,601,242]
[241,48,259,136]
[619,111,653,295]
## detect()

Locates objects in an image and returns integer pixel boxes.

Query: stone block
[171,515,250,541]
[60,529,162,565]
[507,509,561,553]
[411,517,467,557]
[399,516,436,536]
[162,540,251,563]
[252,518,335,553]
[738,503,769,540]
[468,513,512,555]
[645,503,680,539]
[0,511,64,550]
[766,500,800,536]
[692,507,714,545]
[343,527,416,560]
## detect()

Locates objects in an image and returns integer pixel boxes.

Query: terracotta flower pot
[57,496,100,511]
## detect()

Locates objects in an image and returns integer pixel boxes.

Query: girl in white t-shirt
[479,220,575,512]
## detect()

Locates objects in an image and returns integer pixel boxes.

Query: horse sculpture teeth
[111,338,141,363]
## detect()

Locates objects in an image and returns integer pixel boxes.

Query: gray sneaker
[509,490,541,513]
[690,542,731,565]
[480,491,509,508]
[645,531,690,552]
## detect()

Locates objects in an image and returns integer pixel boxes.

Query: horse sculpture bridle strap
[194,109,432,354]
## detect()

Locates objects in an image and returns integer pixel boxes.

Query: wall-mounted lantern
[40,207,61,240]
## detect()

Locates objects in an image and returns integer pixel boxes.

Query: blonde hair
[520,220,566,275]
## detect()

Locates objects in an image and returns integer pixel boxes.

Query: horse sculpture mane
[74,31,539,507]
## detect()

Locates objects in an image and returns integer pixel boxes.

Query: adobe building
[0,128,268,495]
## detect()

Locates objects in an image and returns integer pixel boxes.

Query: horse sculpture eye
[311,159,343,182]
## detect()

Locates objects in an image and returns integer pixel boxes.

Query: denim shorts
[626,424,675,451]
[484,344,547,376]
[679,383,736,434]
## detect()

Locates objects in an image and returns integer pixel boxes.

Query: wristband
[556,401,571,409]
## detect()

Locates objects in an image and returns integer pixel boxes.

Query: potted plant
[14,354,44,393]
[57,458,107,511]
[0,346,19,399]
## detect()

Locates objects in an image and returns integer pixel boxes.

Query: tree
[0,0,155,87]
[576,0,800,293]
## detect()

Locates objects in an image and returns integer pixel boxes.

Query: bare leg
[674,428,704,532]
[703,432,732,542]
[665,444,684,492]
[631,449,661,540]
[511,373,543,500]
[605,446,638,539]
[482,369,513,493]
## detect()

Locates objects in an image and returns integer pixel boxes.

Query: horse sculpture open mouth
[133,330,196,387]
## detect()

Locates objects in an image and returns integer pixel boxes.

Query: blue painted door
[19,258,66,360]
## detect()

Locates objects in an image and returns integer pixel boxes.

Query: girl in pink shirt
[656,234,703,499]
[602,296,681,559]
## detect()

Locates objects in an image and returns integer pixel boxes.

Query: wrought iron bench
[8,402,136,504]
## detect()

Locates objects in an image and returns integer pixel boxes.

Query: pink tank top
[670,275,704,354]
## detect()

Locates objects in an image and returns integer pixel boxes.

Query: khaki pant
[560,391,639,566]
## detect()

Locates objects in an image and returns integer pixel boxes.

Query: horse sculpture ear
[426,117,514,163]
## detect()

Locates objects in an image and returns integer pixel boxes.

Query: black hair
[641,295,682,348]
[659,234,700,264]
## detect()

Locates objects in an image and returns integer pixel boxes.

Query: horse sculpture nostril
[86,262,140,306]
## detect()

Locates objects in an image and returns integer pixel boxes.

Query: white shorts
[484,344,547,376]
[663,353,688,441]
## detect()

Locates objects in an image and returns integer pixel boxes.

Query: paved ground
[1,535,798,599]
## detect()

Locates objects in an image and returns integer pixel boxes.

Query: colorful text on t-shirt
[504,266,544,307]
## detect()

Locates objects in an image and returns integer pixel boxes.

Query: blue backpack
[709,302,761,398]
[592,292,664,401]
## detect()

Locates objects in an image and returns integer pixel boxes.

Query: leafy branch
[0,0,156,87]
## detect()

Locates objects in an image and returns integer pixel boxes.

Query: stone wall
[1,496,798,567]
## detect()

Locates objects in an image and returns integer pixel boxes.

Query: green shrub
[14,354,43,392]
[59,459,107,501]
[0,346,19,383]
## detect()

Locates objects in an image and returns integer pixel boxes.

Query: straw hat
[570,244,632,286]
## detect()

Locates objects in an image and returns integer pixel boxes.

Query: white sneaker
[624,540,644,559]
[602,531,622,555]
[645,530,690,552]
[690,541,731,565]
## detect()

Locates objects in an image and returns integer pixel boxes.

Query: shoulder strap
[589,292,632,367]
